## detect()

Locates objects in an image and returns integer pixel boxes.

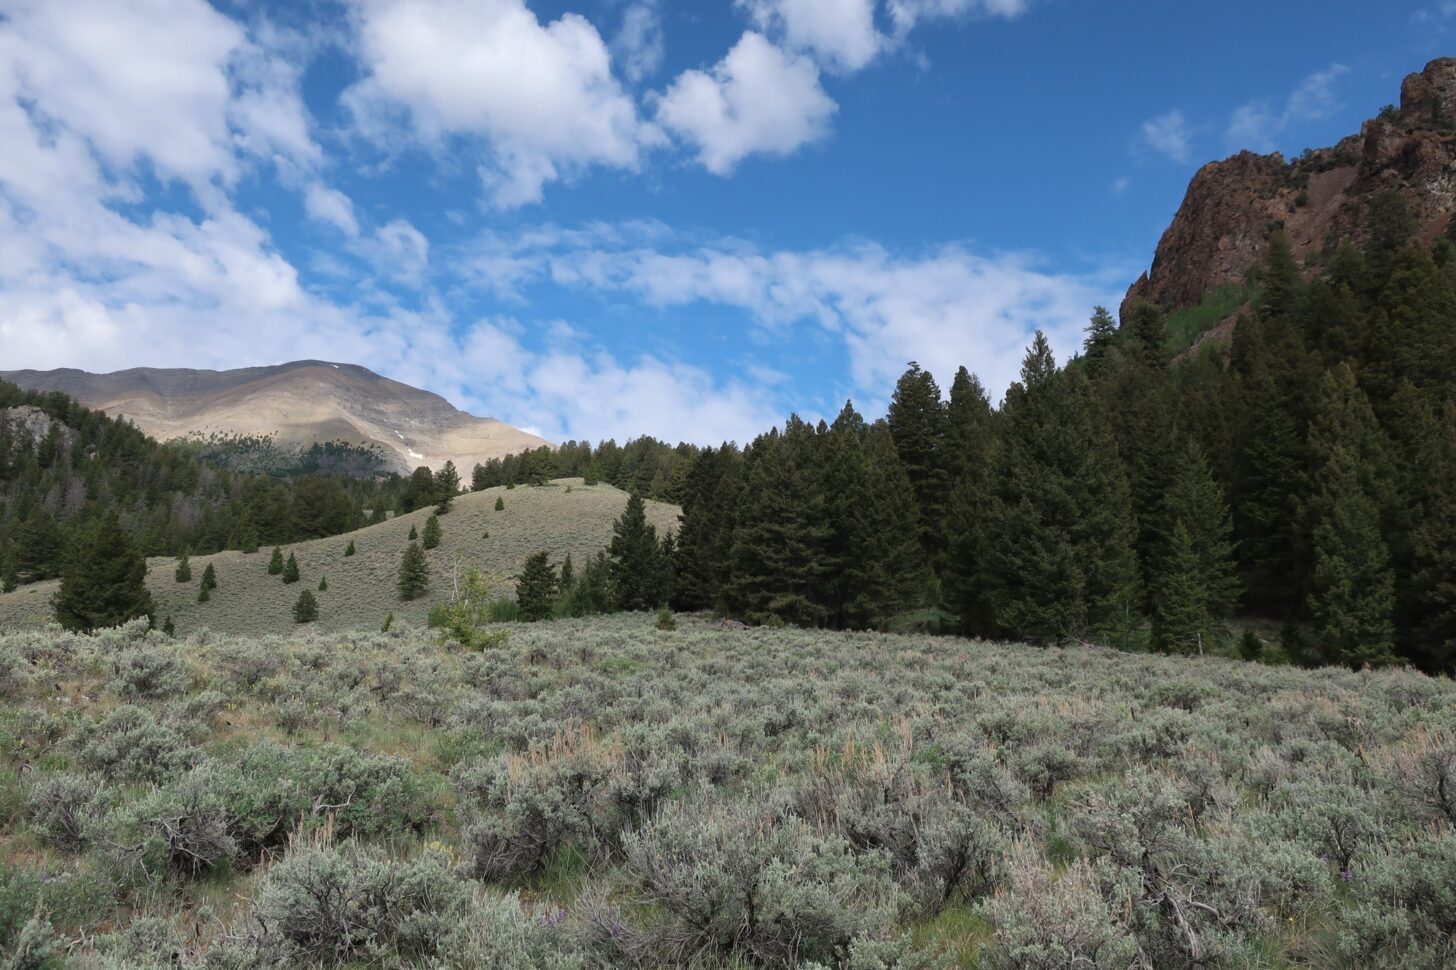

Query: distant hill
[0,360,549,477]
[0,479,678,636]
[1124,56,1456,321]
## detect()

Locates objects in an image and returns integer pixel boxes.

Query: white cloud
[1111,176,1132,195]
[343,0,659,208]
[1226,64,1349,152]
[459,227,1118,406]
[612,1,665,83]
[738,0,883,73]
[366,219,431,284]
[885,0,1030,35]
[654,31,837,175]
[1137,109,1193,164]
[304,184,361,237]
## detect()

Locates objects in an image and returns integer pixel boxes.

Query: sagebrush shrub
[26,772,100,852]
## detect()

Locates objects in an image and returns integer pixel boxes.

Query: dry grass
[0,479,678,636]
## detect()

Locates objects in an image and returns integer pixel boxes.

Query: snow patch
[408,449,424,461]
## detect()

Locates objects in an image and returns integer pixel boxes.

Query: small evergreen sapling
[174,552,191,583]
[495,497,505,511]
[282,553,300,584]
[267,547,284,575]
[397,542,429,601]
[292,589,318,623]
[344,540,356,557]
[318,576,328,592]
[422,514,442,550]
[200,563,217,594]
[408,525,418,541]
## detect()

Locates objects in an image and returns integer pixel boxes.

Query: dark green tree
[1122,299,1167,365]
[977,333,1141,643]
[495,496,505,512]
[1258,230,1302,322]
[174,552,191,583]
[292,589,319,624]
[397,542,429,601]
[672,444,741,612]
[344,540,356,557]
[199,562,217,593]
[53,514,156,633]
[435,461,460,514]
[516,550,559,621]
[1307,445,1397,667]
[609,493,665,611]
[408,525,418,541]
[318,575,328,592]
[281,552,300,584]
[1150,442,1240,653]
[162,615,175,637]
[887,363,949,565]
[1082,306,1118,372]
[267,546,284,575]
[422,514,442,550]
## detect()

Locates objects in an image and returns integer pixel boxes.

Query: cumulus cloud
[654,31,837,175]
[343,0,660,208]
[737,0,882,73]
[458,226,1118,407]
[1137,109,1193,164]
[1226,65,1349,153]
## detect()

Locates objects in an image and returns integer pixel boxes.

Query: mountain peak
[0,361,548,476]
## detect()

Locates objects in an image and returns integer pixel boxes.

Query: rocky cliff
[1123,57,1456,319]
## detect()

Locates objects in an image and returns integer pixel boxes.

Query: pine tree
[53,514,156,633]
[1233,369,1305,610]
[174,552,191,583]
[1410,401,1456,672]
[471,463,491,492]
[422,514,442,550]
[239,526,260,555]
[560,552,575,589]
[978,333,1141,643]
[672,445,740,612]
[1082,306,1118,373]
[1258,229,1302,322]
[397,542,429,601]
[408,525,418,541]
[1307,445,1397,667]
[282,552,300,584]
[1151,523,1215,655]
[318,575,328,592]
[888,363,949,566]
[1123,299,1167,365]
[609,493,665,611]
[944,369,999,633]
[162,615,175,637]
[435,461,460,514]
[199,562,217,593]
[197,584,211,603]
[344,540,356,557]
[267,546,284,575]
[516,550,559,621]
[292,589,319,624]
[495,497,505,511]
[1150,441,1239,652]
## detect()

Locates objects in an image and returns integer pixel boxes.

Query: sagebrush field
[1,613,1452,968]
[0,481,679,637]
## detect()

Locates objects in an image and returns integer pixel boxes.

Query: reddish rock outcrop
[1123,57,1456,320]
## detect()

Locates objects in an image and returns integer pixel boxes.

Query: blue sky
[0,0,1450,444]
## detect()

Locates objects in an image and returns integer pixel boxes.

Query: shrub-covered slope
[0,480,679,636]
[1,614,1453,967]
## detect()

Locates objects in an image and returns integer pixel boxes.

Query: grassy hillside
[0,479,679,636]
[1,614,1452,967]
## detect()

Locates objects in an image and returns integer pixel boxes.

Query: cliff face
[1123,57,1456,319]
[0,361,550,476]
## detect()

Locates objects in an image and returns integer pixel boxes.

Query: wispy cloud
[1225,64,1349,152]
[1136,110,1194,164]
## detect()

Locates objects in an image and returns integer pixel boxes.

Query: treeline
[471,437,700,502]
[0,384,400,589]
[670,198,1456,673]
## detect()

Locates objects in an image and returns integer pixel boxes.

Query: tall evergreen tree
[1307,445,1397,668]
[1258,230,1302,322]
[978,334,1140,642]
[397,542,430,600]
[53,514,156,633]
[516,550,559,622]
[1150,441,1240,653]
[672,445,740,612]
[1082,306,1118,373]
[1122,299,1167,366]
[1409,401,1456,672]
[434,461,460,513]
[609,493,665,611]
[724,419,829,625]
[887,363,949,566]
[199,562,217,593]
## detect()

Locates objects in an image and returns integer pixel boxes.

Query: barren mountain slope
[0,360,548,475]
